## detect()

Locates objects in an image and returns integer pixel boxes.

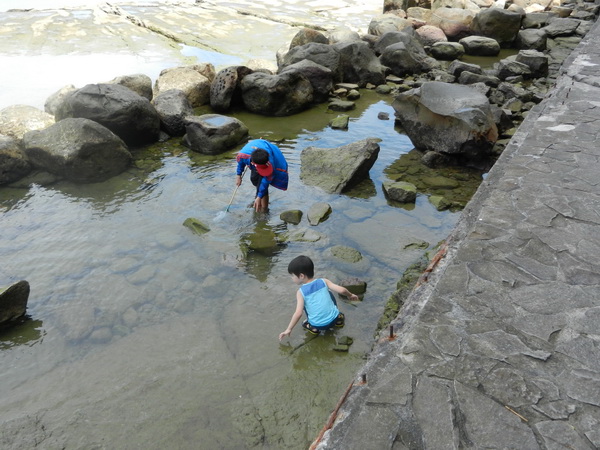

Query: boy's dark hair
[288,255,314,278]
[251,148,269,165]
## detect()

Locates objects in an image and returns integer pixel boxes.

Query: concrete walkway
[317,17,600,450]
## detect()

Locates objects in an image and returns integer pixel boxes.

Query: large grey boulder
[368,14,413,36]
[496,58,533,80]
[0,105,55,140]
[429,42,465,61]
[459,35,501,56]
[152,89,194,137]
[182,114,248,155]
[328,26,361,45]
[107,73,153,101]
[45,85,77,115]
[279,59,333,104]
[447,60,483,77]
[241,71,314,116]
[154,64,215,107]
[515,28,548,51]
[280,42,342,81]
[0,135,31,185]
[55,83,160,147]
[380,40,439,76]
[0,280,30,326]
[210,66,253,113]
[415,25,448,47]
[429,8,476,40]
[373,29,417,56]
[300,138,380,194]
[22,118,132,183]
[470,8,523,47]
[289,28,329,50]
[392,81,498,160]
[516,49,549,78]
[333,41,387,87]
[542,18,582,37]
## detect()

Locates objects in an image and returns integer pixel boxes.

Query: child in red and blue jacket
[236,139,288,212]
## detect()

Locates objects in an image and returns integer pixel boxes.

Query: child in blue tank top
[279,255,359,340]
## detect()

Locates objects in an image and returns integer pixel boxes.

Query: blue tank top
[300,279,339,327]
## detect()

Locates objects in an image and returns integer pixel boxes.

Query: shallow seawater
[0,91,483,448]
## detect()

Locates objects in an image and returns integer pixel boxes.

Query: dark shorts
[303,313,345,334]
[250,170,266,196]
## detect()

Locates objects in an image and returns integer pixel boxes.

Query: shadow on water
[0,316,46,350]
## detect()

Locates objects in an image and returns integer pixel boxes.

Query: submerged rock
[183,217,211,235]
[330,245,363,263]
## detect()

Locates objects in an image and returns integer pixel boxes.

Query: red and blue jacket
[236,139,289,199]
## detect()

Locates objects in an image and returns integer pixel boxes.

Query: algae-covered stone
[332,344,350,352]
[330,245,363,263]
[339,277,367,295]
[429,195,452,211]
[183,217,211,235]
[328,100,355,111]
[280,209,303,225]
[330,115,349,130]
[241,227,281,254]
[382,180,417,203]
[404,240,429,250]
[337,336,354,346]
[284,228,326,243]
[421,176,460,189]
[308,202,332,225]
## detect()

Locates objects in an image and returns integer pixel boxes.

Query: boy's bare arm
[324,278,359,301]
[279,291,304,341]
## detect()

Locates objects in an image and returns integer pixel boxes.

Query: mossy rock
[337,335,354,346]
[382,180,417,203]
[330,115,349,130]
[241,228,281,254]
[330,245,362,263]
[339,277,367,295]
[183,217,210,235]
[429,195,452,211]
[280,209,303,225]
[283,228,326,243]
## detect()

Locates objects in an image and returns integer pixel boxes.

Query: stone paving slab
[317,16,600,450]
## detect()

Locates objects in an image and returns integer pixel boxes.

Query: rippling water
[0,91,478,447]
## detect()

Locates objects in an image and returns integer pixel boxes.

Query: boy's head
[288,255,314,279]
[251,148,273,177]
[250,148,269,165]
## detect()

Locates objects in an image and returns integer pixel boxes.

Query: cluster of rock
[0,0,597,186]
